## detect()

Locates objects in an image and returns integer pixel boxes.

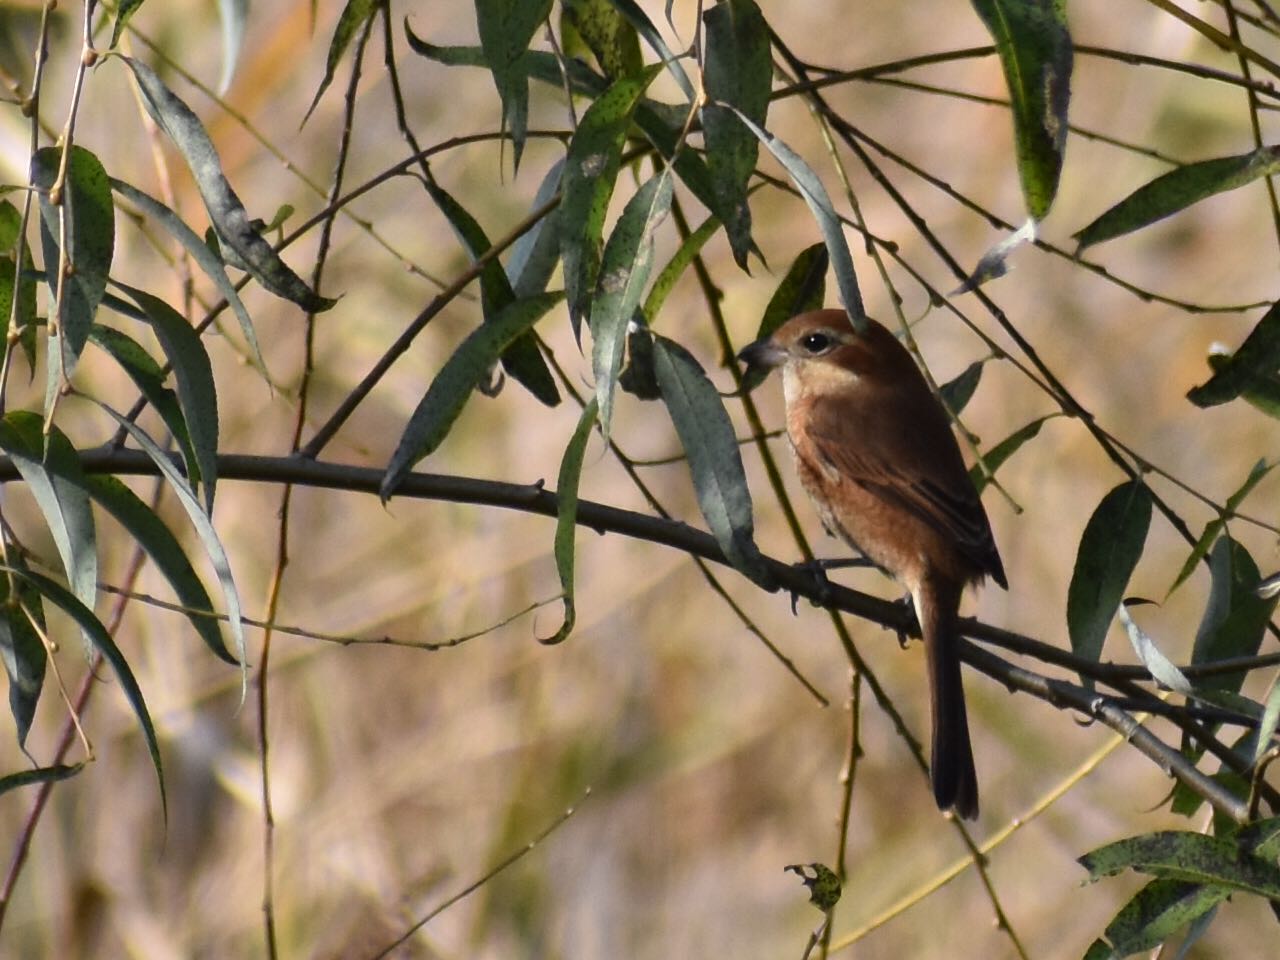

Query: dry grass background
[1,0,1279,957]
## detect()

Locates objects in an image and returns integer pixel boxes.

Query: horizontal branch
[1,448,1271,819]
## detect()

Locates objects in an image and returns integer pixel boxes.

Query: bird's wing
[806,407,1006,586]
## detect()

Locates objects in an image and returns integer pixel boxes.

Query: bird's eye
[799,331,833,354]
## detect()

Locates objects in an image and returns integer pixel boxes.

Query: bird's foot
[893,591,918,648]
[788,557,877,614]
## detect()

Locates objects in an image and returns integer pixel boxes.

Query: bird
[738,308,1006,819]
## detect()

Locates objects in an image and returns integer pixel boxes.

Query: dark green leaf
[475,0,554,172]
[643,210,720,324]
[561,0,643,79]
[971,0,1072,220]
[560,64,662,335]
[940,361,985,416]
[14,567,165,817]
[1076,147,1280,250]
[111,178,265,377]
[507,157,565,299]
[591,169,673,437]
[0,413,98,619]
[304,0,379,124]
[382,292,565,498]
[741,242,827,393]
[602,0,694,99]
[402,31,726,233]
[0,561,46,748]
[1169,459,1272,596]
[89,324,200,490]
[423,177,559,405]
[701,0,770,269]
[0,763,83,798]
[1187,301,1280,408]
[618,323,659,399]
[111,0,146,48]
[116,284,220,513]
[652,335,773,588]
[1082,939,1116,960]
[92,402,248,694]
[1204,350,1280,418]
[724,109,866,331]
[1080,830,1280,898]
[1066,480,1152,668]
[79,473,233,664]
[31,145,115,376]
[1099,879,1228,956]
[119,56,335,312]
[0,201,37,355]
[543,399,598,645]
[969,414,1053,492]
[1192,536,1274,696]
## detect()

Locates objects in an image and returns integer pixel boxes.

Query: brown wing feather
[807,397,1006,588]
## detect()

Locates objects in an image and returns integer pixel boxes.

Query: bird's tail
[916,576,979,819]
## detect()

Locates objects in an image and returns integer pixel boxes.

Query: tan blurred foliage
[0,1,1278,958]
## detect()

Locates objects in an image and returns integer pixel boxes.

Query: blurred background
[1,0,1278,957]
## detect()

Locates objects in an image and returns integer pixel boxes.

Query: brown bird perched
[738,309,1006,819]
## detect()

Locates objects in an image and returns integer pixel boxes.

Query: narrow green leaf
[969,414,1053,492]
[940,361,985,416]
[1204,350,1280,418]
[1117,603,1190,693]
[0,413,98,620]
[92,402,248,699]
[1192,536,1274,696]
[422,177,559,406]
[111,0,146,48]
[475,0,554,172]
[618,323,660,400]
[643,211,720,324]
[561,0,643,79]
[304,0,379,124]
[89,325,200,490]
[1100,879,1229,956]
[118,56,335,313]
[701,0,771,269]
[560,64,663,335]
[14,567,165,818]
[0,563,46,748]
[1187,301,1280,408]
[117,284,219,513]
[382,292,565,498]
[543,399,598,645]
[402,30,726,232]
[591,169,673,438]
[1076,147,1280,250]
[79,473,233,664]
[1066,480,1152,668]
[652,334,773,588]
[741,242,827,393]
[0,763,83,798]
[31,145,115,376]
[1080,831,1280,899]
[724,109,866,330]
[1169,459,1272,596]
[602,0,694,100]
[1258,683,1280,768]
[507,157,565,299]
[970,0,1073,220]
[111,178,265,378]
[0,201,36,355]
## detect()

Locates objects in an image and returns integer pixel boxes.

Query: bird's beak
[737,337,786,373]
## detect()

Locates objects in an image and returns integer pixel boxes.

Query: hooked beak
[737,337,786,373]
